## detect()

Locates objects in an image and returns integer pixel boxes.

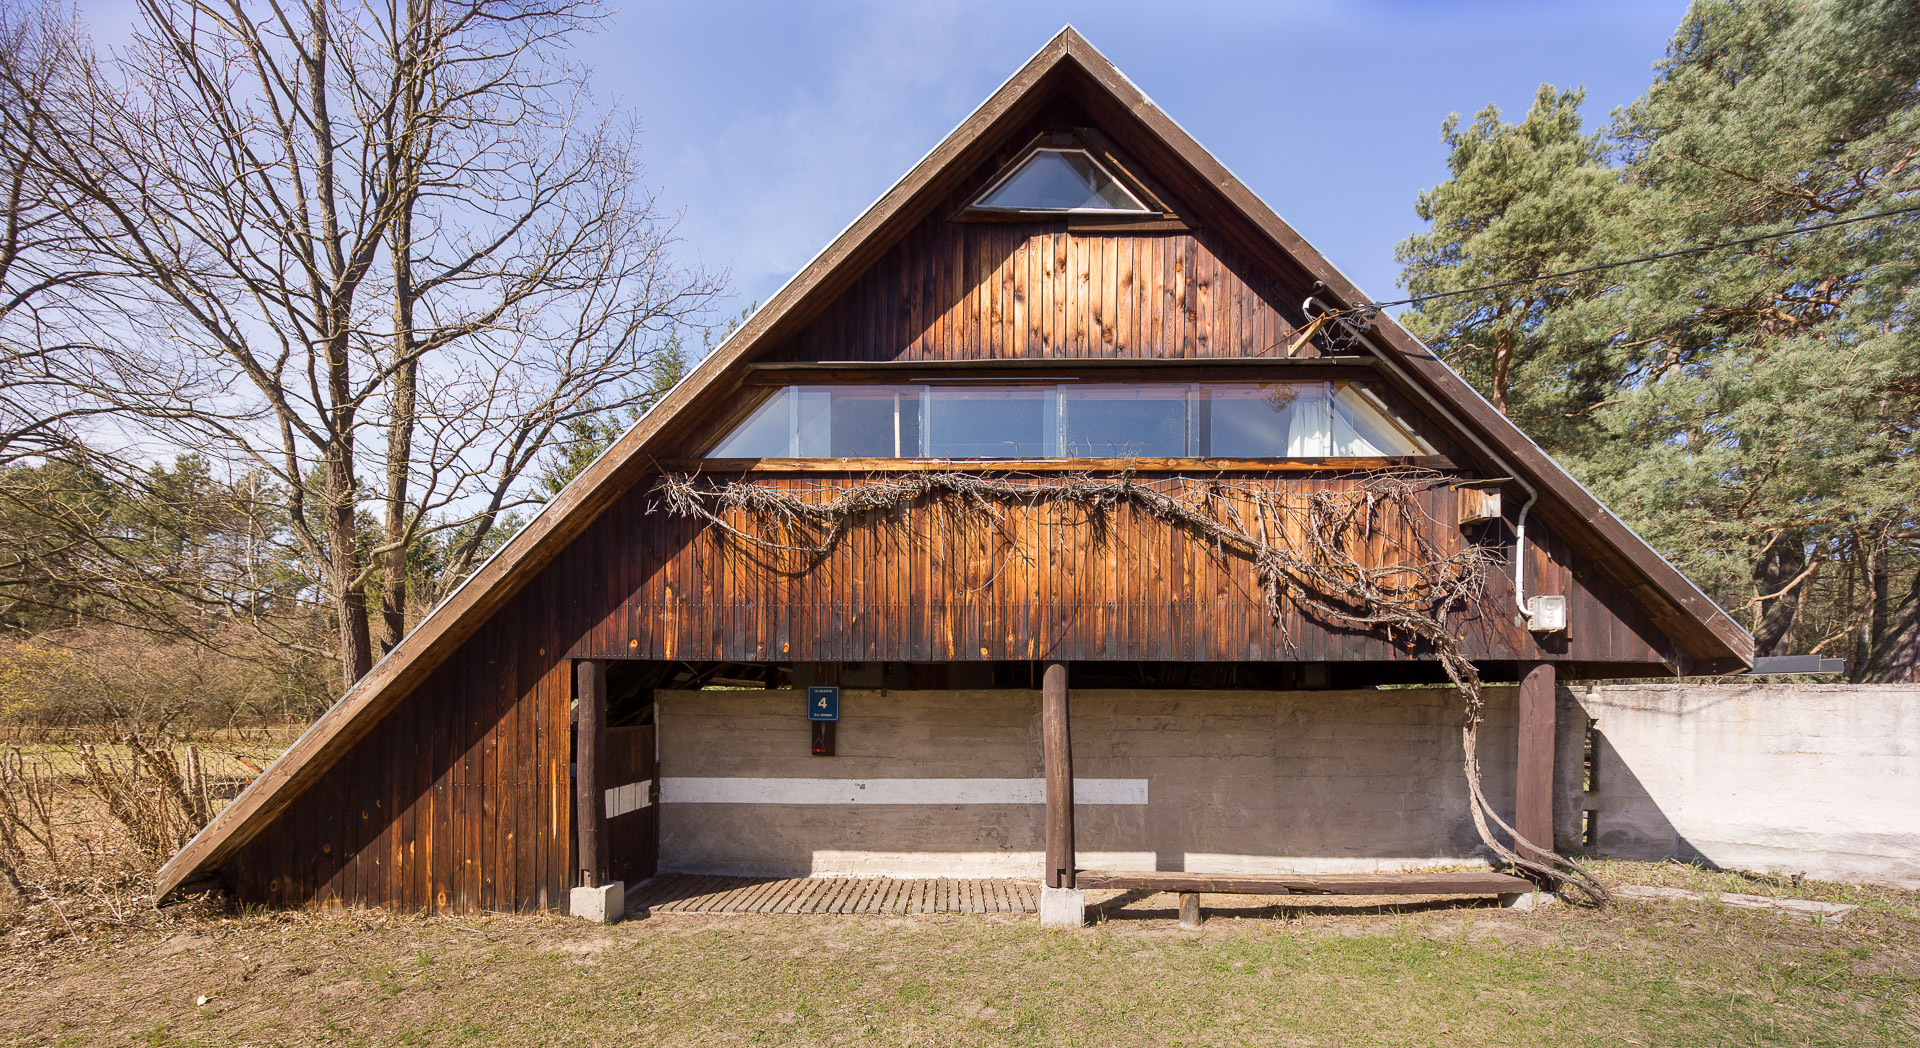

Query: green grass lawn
[6,873,1918,1047]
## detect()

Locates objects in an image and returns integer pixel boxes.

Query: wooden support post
[1516,661,1556,863]
[576,659,608,887]
[1042,661,1073,889]
[1178,892,1202,930]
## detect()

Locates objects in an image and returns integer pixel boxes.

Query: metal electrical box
[1526,594,1568,633]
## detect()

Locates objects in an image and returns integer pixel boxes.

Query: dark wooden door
[605,724,658,884]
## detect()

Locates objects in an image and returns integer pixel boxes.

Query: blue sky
[568,0,1690,322]
[83,0,1689,326]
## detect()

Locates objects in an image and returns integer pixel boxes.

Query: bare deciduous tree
[19,0,719,688]
[0,0,211,467]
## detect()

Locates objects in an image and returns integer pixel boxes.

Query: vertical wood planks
[560,472,1674,667]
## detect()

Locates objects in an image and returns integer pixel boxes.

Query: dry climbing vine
[652,468,1610,905]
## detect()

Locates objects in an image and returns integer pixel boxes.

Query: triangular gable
[158,27,1752,900]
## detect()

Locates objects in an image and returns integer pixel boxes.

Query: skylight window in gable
[969,148,1151,213]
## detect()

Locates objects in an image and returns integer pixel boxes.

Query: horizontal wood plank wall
[567,471,1669,667]
[224,559,574,914]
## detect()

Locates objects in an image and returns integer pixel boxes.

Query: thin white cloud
[658,1,1004,307]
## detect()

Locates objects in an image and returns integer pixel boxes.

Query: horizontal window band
[659,777,1148,805]
[702,380,1437,460]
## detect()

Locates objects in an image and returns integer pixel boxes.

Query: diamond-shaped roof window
[970,148,1150,213]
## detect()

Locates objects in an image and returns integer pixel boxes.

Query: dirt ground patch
[5,876,1919,1047]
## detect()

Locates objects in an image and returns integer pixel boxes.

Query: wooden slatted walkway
[627,874,1039,916]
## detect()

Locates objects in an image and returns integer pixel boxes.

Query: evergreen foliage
[1399,0,1920,677]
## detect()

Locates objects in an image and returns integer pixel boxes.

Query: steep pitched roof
[157,27,1752,900]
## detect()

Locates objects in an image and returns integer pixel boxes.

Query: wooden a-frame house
[157,29,1751,917]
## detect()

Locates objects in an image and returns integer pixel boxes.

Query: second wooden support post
[1040,660,1084,927]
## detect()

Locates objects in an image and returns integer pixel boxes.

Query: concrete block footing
[1039,886,1086,928]
[1497,891,1558,911]
[570,881,625,923]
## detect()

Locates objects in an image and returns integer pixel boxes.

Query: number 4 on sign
[807,685,839,722]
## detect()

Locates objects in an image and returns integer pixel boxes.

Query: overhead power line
[1370,202,1920,311]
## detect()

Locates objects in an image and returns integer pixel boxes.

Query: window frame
[696,376,1439,465]
[952,130,1181,228]
[965,147,1154,216]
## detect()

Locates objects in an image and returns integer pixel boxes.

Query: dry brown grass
[0,732,283,951]
[1,753,1915,1046]
[1,873,1917,1047]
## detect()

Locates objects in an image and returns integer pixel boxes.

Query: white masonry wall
[655,686,1521,879]
[1556,683,1920,889]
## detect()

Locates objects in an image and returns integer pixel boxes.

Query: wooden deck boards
[629,876,1041,916]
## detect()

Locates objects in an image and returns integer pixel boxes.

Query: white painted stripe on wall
[1179,854,1496,875]
[804,850,1158,878]
[659,777,1148,805]
[604,780,653,819]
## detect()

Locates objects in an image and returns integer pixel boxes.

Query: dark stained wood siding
[766,223,1309,365]
[560,470,1673,668]
[224,463,1675,915]
[224,568,574,914]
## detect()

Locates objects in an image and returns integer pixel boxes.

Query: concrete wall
[1555,683,1920,889]
[656,686,1520,878]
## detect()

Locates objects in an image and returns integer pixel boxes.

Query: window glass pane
[708,387,793,457]
[825,387,899,457]
[1331,383,1430,456]
[1204,383,1329,457]
[1060,384,1189,457]
[926,386,1051,458]
[1288,383,1331,456]
[795,388,831,456]
[898,387,923,456]
[974,149,1148,212]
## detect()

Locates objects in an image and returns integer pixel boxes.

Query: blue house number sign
[807,685,840,722]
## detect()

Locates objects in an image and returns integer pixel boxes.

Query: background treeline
[1397,0,1919,680]
[0,0,718,734]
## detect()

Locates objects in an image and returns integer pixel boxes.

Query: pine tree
[1396,85,1622,441]
[1398,0,1920,675]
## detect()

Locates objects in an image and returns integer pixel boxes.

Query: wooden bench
[1074,869,1545,927]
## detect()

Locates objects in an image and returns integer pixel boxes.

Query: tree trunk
[1751,535,1808,658]
[328,446,373,689]
[380,222,418,653]
[1490,328,1514,415]
[1868,545,1890,663]
[378,0,428,655]
[1863,569,1920,684]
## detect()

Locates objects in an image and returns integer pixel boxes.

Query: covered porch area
[571,657,1564,926]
